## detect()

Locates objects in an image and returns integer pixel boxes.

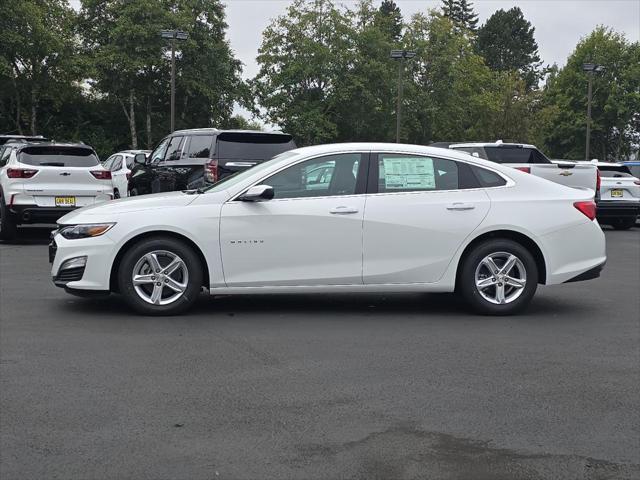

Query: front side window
[377,154,462,192]
[164,136,184,162]
[187,135,213,158]
[150,138,170,164]
[263,153,362,199]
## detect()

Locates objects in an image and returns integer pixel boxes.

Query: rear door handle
[446,203,475,211]
[330,206,359,214]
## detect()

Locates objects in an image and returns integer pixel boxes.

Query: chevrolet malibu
[50,143,606,316]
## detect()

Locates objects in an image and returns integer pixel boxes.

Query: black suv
[128,129,296,195]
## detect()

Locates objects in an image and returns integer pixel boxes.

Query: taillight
[91,170,112,180]
[574,200,597,221]
[205,159,218,183]
[515,167,530,173]
[596,169,601,191]
[7,168,38,178]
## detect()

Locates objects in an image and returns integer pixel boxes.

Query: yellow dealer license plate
[55,196,76,207]
[611,189,623,198]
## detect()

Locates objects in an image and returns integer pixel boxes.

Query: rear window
[483,147,549,164]
[598,166,633,177]
[216,133,296,160]
[18,146,99,167]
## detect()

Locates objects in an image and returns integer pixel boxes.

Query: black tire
[129,188,138,196]
[611,218,635,230]
[0,195,18,242]
[113,189,121,199]
[458,239,538,315]
[117,236,203,315]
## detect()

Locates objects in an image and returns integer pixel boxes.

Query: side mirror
[134,153,147,165]
[239,185,274,202]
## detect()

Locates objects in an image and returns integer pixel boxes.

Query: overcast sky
[224,0,640,79]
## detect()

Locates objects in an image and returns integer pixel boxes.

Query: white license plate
[55,196,76,207]
[611,189,623,198]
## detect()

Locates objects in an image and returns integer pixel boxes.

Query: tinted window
[598,166,632,177]
[377,155,464,192]
[264,153,361,199]
[187,135,213,158]
[483,147,549,164]
[454,146,487,159]
[217,133,296,160]
[18,147,99,167]
[0,147,11,167]
[150,138,170,163]
[164,136,184,162]
[471,165,507,187]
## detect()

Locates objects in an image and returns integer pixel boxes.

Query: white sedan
[49,143,606,316]
[102,150,150,198]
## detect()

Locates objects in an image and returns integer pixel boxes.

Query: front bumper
[596,200,640,219]
[50,231,116,291]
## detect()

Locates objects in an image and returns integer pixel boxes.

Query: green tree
[477,7,542,89]
[0,0,81,135]
[253,0,352,145]
[441,0,478,32]
[375,0,403,41]
[536,27,640,160]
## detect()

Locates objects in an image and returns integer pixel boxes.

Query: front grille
[55,266,85,283]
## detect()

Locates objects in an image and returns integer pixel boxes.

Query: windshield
[203,150,301,193]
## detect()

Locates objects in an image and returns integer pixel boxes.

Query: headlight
[58,223,115,240]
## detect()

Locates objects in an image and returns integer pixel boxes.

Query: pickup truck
[433,141,599,193]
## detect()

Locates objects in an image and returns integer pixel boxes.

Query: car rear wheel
[113,189,121,199]
[458,239,538,315]
[0,196,18,242]
[611,218,635,230]
[118,236,203,315]
[129,188,138,196]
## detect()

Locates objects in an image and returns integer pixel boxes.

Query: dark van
[128,129,296,195]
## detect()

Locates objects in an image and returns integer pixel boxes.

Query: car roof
[170,128,289,137]
[448,141,537,149]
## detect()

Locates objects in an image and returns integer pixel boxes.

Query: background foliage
[0,0,638,160]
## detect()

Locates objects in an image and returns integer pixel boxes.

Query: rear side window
[376,154,478,192]
[470,165,507,187]
[216,133,296,160]
[187,135,213,158]
[483,147,549,164]
[18,146,99,167]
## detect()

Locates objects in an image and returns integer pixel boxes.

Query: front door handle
[330,206,359,214]
[446,203,475,211]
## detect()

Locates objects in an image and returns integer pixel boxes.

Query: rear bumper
[596,200,640,219]
[9,204,76,224]
[563,261,605,283]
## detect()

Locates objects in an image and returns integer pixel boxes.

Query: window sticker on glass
[382,157,436,190]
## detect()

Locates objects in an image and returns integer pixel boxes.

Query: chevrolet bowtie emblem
[559,171,573,176]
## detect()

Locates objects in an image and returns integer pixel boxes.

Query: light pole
[390,50,416,143]
[161,30,189,132]
[582,62,604,161]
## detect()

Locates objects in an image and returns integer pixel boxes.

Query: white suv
[0,142,114,240]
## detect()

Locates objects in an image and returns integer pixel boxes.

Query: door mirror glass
[134,153,147,165]
[239,185,274,202]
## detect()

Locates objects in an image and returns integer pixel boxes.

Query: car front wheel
[458,239,538,315]
[118,236,203,315]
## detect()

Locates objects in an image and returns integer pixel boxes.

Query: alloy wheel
[132,250,189,305]
[474,252,527,305]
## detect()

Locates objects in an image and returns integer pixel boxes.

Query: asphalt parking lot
[1,226,639,480]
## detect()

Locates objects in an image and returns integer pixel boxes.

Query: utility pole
[582,63,604,161]
[160,30,189,133]
[390,50,416,143]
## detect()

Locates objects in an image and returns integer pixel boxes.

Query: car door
[153,136,185,192]
[362,152,490,284]
[108,155,126,196]
[220,152,368,287]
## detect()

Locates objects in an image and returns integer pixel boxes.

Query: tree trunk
[146,97,152,149]
[30,88,37,135]
[15,89,23,135]
[128,90,138,149]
